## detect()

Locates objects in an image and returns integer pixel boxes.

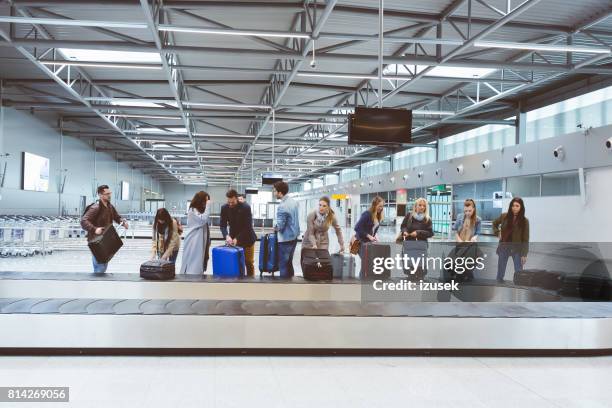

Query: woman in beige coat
[302,196,345,253]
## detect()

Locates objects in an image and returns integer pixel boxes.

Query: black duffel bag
[301,248,333,281]
[140,259,176,280]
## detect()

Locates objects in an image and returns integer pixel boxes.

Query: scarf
[314,211,327,229]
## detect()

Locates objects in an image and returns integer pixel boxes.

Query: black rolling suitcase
[514,269,564,289]
[361,242,391,280]
[140,260,175,280]
[532,270,565,291]
[513,269,538,286]
[443,243,480,282]
[88,224,123,264]
[301,248,333,281]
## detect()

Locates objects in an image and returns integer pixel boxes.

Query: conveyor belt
[0,271,358,283]
[1,297,611,317]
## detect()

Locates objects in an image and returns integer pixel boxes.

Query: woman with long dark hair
[150,208,181,263]
[493,197,530,282]
[179,191,211,275]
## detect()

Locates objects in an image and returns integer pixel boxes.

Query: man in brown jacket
[81,184,129,273]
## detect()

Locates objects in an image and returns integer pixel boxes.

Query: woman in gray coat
[302,196,345,253]
[179,191,211,275]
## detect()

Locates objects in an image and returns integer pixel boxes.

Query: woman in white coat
[179,191,211,275]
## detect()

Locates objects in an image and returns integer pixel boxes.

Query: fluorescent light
[87,98,177,107]
[413,110,455,116]
[137,127,187,134]
[59,48,161,63]
[105,114,183,120]
[192,133,254,138]
[40,60,161,70]
[271,120,345,126]
[384,64,496,79]
[298,72,378,80]
[183,101,271,110]
[158,25,310,39]
[474,41,611,54]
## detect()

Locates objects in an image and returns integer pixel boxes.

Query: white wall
[0,108,159,215]
[508,166,612,242]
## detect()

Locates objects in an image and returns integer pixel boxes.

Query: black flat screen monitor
[262,173,283,185]
[348,107,412,146]
[245,187,259,194]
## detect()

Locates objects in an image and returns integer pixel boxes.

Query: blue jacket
[453,213,482,237]
[354,211,379,242]
[276,195,300,242]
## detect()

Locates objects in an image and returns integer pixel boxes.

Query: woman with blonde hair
[303,196,345,253]
[453,199,482,242]
[400,197,433,241]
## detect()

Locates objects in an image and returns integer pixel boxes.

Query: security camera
[360,182,364,187]
[352,184,356,188]
[309,59,317,69]
[513,153,523,166]
[606,138,612,150]
[417,171,424,179]
[553,145,565,160]
[435,168,442,177]
[402,174,409,181]
[482,159,491,170]
[389,177,395,183]
[456,164,464,175]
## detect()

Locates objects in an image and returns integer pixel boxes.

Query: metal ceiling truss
[0,0,610,186]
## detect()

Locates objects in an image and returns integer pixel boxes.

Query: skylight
[59,48,162,64]
[384,64,496,79]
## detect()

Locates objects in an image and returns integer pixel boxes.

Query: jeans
[278,239,297,278]
[92,255,108,273]
[497,248,522,281]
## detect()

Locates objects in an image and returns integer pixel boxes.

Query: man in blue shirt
[273,181,300,278]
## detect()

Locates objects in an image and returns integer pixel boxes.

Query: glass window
[453,183,475,201]
[361,159,391,177]
[312,178,323,189]
[340,168,360,182]
[526,85,612,142]
[475,179,503,200]
[440,124,515,161]
[324,173,339,186]
[506,175,541,198]
[541,171,580,196]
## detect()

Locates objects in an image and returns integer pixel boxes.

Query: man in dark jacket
[221,189,257,276]
[81,184,128,273]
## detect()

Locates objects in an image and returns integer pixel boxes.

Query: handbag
[349,235,361,255]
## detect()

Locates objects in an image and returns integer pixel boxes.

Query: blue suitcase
[258,233,279,275]
[212,245,246,278]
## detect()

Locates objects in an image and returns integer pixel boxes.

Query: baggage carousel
[0,272,611,355]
